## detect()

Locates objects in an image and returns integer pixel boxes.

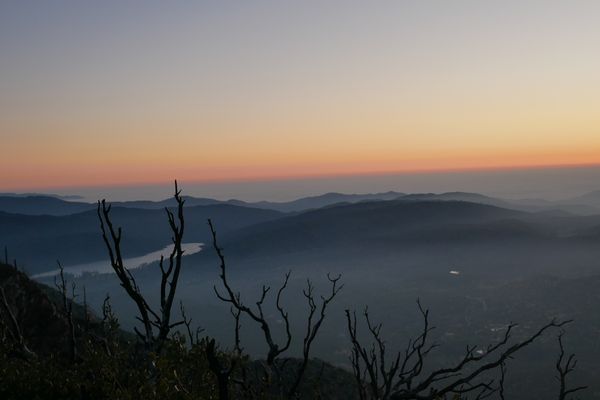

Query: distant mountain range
[3,189,600,217]
[0,191,406,216]
[245,191,405,212]
[0,192,83,200]
[3,189,600,275]
[0,196,97,216]
[186,198,600,276]
[0,204,282,273]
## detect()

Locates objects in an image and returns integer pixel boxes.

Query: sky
[1,1,600,198]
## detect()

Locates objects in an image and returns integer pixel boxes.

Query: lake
[33,242,203,278]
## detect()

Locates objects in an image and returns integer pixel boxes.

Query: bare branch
[98,199,156,346]
[230,307,243,356]
[0,286,36,360]
[54,261,77,361]
[209,219,292,366]
[556,332,587,400]
[97,180,186,351]
[289,273,343,397]
[347,300,571,400]
[180,301,201,346]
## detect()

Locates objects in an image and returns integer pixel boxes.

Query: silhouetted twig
[289,274,343,397]
[97,180,186,351]
[55,261,77,361]
[209,219,292,367]
[0,285,36,360]
[346,300,571,400]
[556,332,587,400]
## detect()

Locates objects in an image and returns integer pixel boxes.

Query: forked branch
[556,332,587,400]
[346,300,571,400]
[0,286,36,360]
[209,218,292,366]
[54,261,77,361]
[289,274,343,397]
[97,180,186,351]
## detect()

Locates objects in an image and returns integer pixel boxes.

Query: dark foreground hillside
[0,262,360,400]
[2,258,589,400]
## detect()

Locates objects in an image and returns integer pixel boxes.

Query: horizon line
[3,161,600,193]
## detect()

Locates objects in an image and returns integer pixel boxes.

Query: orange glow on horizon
[4,156,600,192]
[3,2,600,192]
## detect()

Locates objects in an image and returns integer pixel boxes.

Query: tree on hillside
[345,304,583,400]
[209,218,343,398]
[97,180,186,352]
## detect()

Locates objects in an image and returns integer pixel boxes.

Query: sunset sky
[2,1,600,193]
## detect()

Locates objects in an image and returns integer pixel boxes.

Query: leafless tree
[55,261,77,361]
[82,286,90,333]
[91,293,120,357]
[209,219,292,368]
[97,180,187,351]
[288,274,343,397]
[0,286,36,360]
[179,301,204,346]
[346,301,571,400]
[208,218,343,399]
[556,332,587,400]
[102,293,118,331]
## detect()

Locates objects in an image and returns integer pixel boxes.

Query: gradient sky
[1,1,600,192]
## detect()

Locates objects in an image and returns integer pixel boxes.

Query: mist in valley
[5,185,600,399]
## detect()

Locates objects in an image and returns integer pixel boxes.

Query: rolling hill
[0,204,283,274]
[184,199,600,280]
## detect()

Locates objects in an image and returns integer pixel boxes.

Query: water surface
[33,242,202,278]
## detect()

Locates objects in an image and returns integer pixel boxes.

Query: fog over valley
[3,186,600,398]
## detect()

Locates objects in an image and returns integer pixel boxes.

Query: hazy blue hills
[245,191,406,212]
[0,204,282,274]
[4,190,600,277]
[1,190,519,216]
[0,195,231,216]
[560,189,600,207]
[0,196,94,216]
[0,191,407,216]
[4,189,600,216]
[198,199,533,252]
[184,199,600,281]
[0,192,83,200]
[397,191,515,207]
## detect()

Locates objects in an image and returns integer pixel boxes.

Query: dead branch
[556,332,587,400]
[346,300,570,400]
[180,301,203,346]
[54,261,77,361]
[209,218,292,367]
[288,274,343,397]
[0,286,36,360]
[82,285,90,333]
[97,180,186,351]
[94,293,119,356]
[102,293,118,329]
